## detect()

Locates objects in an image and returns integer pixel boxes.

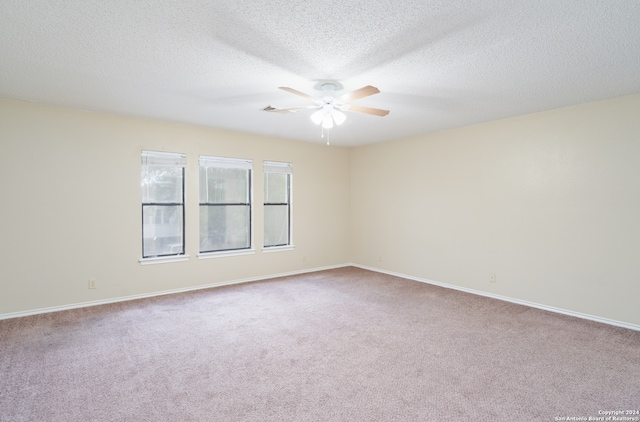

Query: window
[141,150,186,258]
[199,156,252,253]
[264,161,292,248]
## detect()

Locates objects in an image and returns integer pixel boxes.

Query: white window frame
[140,150,189,265]
[263,161,293,252]
[198,156,255,258]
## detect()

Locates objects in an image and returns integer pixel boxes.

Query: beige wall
[0,100,351,315]
[350,93,640,326]
[2,94,639,327]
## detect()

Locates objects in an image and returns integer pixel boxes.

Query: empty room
[1,1,639,421]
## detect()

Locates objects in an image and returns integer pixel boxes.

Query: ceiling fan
[262,82,390,131]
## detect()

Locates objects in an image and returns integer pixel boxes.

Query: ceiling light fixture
[310,102,346,130]
[264,81,389,146]
[310,94,347,144]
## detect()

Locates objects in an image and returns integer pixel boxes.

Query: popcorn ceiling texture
[0,0,639,146]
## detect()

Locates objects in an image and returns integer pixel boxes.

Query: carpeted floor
[1,267,639,421]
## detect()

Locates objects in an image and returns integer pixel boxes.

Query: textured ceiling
[1,0,639,146]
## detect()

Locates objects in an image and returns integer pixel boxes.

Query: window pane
[142,165,183,203]
[143,205,184,257]
[264,172,288,203]
[264,204,289,247]
[200,205,250,251]
[200,167,248,203]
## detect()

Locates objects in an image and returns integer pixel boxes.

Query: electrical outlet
[88,279,97,289]
[489,273,496,283]
[302,255,306,262]
[378,255,382,262]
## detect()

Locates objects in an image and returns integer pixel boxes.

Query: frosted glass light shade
[311,105,346,129]
[331,110,346,125]
[310,109,324,125]
[322,115,334,129]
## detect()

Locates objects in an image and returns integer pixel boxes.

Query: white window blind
[141,150,186,167]
[263,161,292,174]
[199,156,252,170]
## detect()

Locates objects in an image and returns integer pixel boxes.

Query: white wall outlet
[88,278,97,289]
[378,254,382,262]
[301,255,306,262]
[489,273,496,283]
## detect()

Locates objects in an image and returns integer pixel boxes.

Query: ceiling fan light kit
[310,109,324,125]
[331,109,347,125]
[263,81,390,143]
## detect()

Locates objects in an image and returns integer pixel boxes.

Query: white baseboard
[0,264,350,321]
[3,263,639,332]
[352,263,640,332]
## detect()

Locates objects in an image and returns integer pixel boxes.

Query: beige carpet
[1,267,639,421]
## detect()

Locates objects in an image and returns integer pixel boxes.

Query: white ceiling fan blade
[336,85,380,103]
[346,105,390,117]
[278,87,318,101]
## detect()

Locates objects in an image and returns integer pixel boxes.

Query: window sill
[262,245,295,253]
[139,255,190,265]
[198,249,256,260]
